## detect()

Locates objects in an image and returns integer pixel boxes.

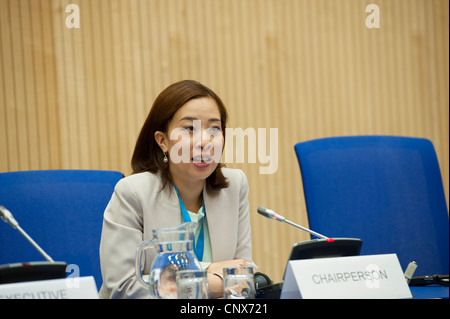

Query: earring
[163,152,168,163]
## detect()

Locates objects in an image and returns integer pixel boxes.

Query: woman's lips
[193,162,211,169]
[192,154,213,168]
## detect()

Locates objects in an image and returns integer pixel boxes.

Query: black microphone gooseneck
[0,205,55,262]
[257,206,330,240]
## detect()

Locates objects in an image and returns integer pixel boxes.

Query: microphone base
[287,238,363,261]
[0,261,67,284]
[283,238,363,281]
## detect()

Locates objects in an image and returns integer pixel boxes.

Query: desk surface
[410,285,449,299]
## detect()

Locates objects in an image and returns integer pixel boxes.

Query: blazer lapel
[155,183,184,227]
[158,183,179,209]
[203,185,233,262]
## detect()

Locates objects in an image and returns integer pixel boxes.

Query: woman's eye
[208,126,221,134]
[181,125,221,135]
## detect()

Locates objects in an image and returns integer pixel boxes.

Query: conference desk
[0,275,448,299]
[257,285,449,299]
[410,285,449,299]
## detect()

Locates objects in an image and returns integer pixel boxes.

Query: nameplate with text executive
[0,276,98,299]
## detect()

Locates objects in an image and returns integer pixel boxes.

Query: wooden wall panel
[1,0,448,283]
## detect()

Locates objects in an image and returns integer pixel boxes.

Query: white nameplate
[0,276,99,299]
[281,254,412,299]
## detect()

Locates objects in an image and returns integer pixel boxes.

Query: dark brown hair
[131,80,229,190]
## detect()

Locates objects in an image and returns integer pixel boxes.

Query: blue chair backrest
[294,136,449,276]
[0,170,123,289]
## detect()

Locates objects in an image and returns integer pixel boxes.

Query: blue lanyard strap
[173,185,206,261]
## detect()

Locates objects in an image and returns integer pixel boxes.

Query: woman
[99,80,254,299]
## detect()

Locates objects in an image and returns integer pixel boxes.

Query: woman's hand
[206,259,252,299]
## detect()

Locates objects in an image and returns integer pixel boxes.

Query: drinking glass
[176,269,209,299]
[223,266,255,299]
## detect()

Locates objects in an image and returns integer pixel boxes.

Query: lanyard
[173,185,206,261]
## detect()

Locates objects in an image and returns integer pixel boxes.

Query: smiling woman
[154,97,225,199]
[131,80,229,190]
[99,80,256,299]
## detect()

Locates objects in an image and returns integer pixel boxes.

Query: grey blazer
[98,168,253,299]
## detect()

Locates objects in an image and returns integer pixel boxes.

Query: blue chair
[0,170,123,289]
[294,136,449,276]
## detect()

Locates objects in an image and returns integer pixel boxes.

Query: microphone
[257,206,363,277]
[0,205,55,262]
[257,206,330,240]
[0,205,19,228]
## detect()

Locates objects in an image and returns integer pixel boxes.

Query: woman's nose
[193,130,212,150]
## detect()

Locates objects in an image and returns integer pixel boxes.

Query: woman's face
[156,97,224,186]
